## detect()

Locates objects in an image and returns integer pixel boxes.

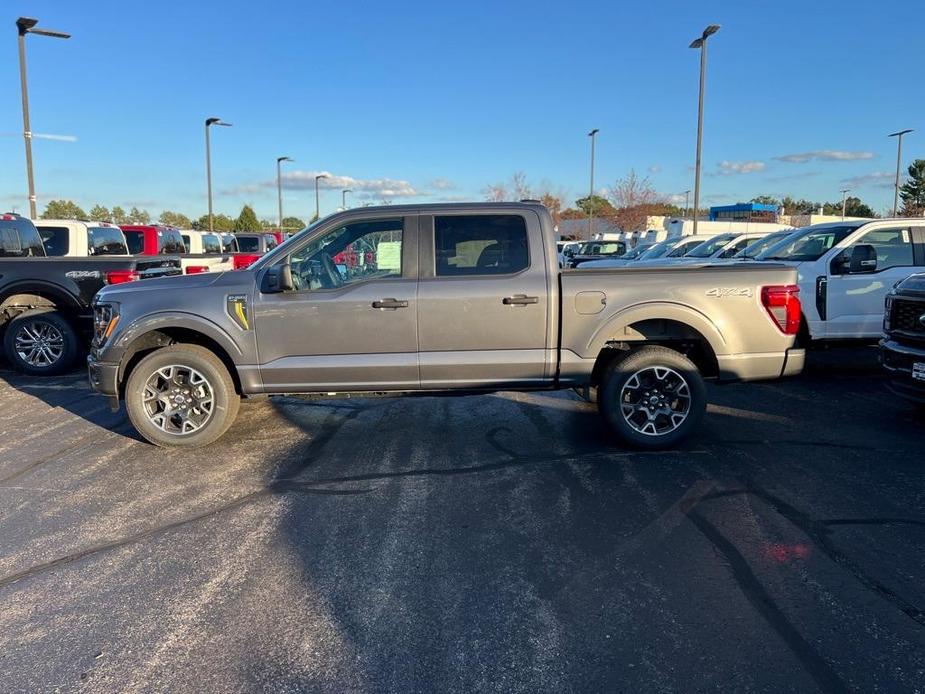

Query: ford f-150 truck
[88,203,804,449]
[880,272,925,404]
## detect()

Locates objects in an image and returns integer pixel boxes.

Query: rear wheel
[3,308,79,376]
[598,346,706,449]
[125,344,239,448]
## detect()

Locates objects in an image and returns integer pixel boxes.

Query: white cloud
[647,164,662,174]
[226,170,421,199]
[716,160,766,175]
[428,177,457,190]
[841,171,896,188]
[775,150,875,163]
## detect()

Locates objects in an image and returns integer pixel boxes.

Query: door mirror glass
[849,244,877,273]
[262,262,295,293]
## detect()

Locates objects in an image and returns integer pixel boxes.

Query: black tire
[125,343,240,448]
[598,345,706,450]
[3,308,79,376]
[573,385,598,403]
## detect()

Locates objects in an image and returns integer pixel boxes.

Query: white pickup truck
[179,230,235,274]
[757,219,925,342]
[35,220,131,257]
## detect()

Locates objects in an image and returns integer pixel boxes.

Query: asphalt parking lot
[0,348,922,693]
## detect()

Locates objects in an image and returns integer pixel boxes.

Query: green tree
[41,200,87,220]
[259,218,275,230]
[128,207,151,224]
[281,216,305,231]
[158,210,192,228]
[111,206,128,225]
[900,159,925,216]
[822,196,875,218]
[750,195,780,206]
[193,214,235,231]
[88,204,111,222]
[780,197,816,215]
[575,194,615,217]
[234,205,260,232]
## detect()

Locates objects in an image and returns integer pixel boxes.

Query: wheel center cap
[648,396,659,405]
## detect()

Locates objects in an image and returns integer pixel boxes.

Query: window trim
[422,212,533,281]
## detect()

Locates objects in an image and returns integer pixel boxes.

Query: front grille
[892,299,925,334]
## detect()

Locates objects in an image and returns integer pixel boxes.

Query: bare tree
[608,170,666,232]
[510,172,531,200]
[483,183,508,202]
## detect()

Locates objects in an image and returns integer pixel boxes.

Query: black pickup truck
[1,213,181,375]
[881,273,925,404]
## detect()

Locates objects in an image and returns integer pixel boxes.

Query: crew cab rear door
[416,211,551,388]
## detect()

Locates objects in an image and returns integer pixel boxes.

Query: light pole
[205,117,232,232]
[683,189,691,218]
[16,17,70,219]
[889,129,913,217]
[342,188,352,210]
[277,156,293,230]
[840,188,850,220]
[314,174,328,221]
[587,128,599,240]
[689,24,720,235]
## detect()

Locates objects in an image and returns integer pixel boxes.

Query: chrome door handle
[372,298,408,310]
[502,295,539,306]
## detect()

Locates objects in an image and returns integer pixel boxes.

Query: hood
[896,272,925,295]
[96,269,226,302]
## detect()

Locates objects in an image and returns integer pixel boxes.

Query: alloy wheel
[142,365,215,435]
[619,366,692,436]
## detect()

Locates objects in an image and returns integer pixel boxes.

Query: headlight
[93,303,120,345]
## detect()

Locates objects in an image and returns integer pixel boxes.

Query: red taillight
[186,265,209,274]
[105,270,141,285]
[233,254,260,270]
[761,284,801,335]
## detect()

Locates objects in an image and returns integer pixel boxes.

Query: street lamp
[314,174,328,221]
[277,156,293,230]
[840,188,850,220]
[17,17,71,219]
[342,188,352,210]
[888,129,913,217]
[205,117,232,232]
[587,128,599,239]
[689,23,720,235]
[683,189,691,219]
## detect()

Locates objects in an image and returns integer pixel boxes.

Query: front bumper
[880,338,925,404]
[87,352,121,411]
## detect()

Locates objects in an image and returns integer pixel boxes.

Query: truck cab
[757,220,925,342]
[34,219,129,257]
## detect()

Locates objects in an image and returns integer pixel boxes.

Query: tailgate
[134,256,182,279]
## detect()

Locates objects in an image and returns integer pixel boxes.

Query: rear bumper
[717,347,805,382]
[87,353,120,411]
[880,338,925,403]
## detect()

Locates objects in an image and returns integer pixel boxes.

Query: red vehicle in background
[121,225,187,256]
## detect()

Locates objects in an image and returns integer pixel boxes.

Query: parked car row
[0,212,298,375]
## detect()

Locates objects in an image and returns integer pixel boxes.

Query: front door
[826,226,922,338]
[254,215,419,392]
[416,211,552,389]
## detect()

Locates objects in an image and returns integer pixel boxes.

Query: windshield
[666,238,705,258]
[620,244,652,260]
[735,231,794,259]
[637,239,673,260]
[685,233,738,258]
[759,225,859,261]
[578,241,623,256]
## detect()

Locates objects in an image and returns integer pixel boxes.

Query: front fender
[584,301,729,357]
[112,311,245,358]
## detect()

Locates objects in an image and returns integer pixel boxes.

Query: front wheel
[598,346,706,449]
[125,344,240,448]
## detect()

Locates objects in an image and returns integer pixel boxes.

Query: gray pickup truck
[88,203,804,449]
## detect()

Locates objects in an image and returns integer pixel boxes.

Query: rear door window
[124,230,145,254]
[158,229,187,254]
[221,234,237,252]
[88,226,128,255]
[236,236,259,252]
[0,219,45,257]
[264,234,279,250]
[202,234,222,254]
[434,215,529,276]
[39,226,70,256]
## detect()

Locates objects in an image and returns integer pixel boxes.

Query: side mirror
[849,244,877,273]
[262,262,295,293]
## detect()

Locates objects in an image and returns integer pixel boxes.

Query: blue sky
[1,0,922,221]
